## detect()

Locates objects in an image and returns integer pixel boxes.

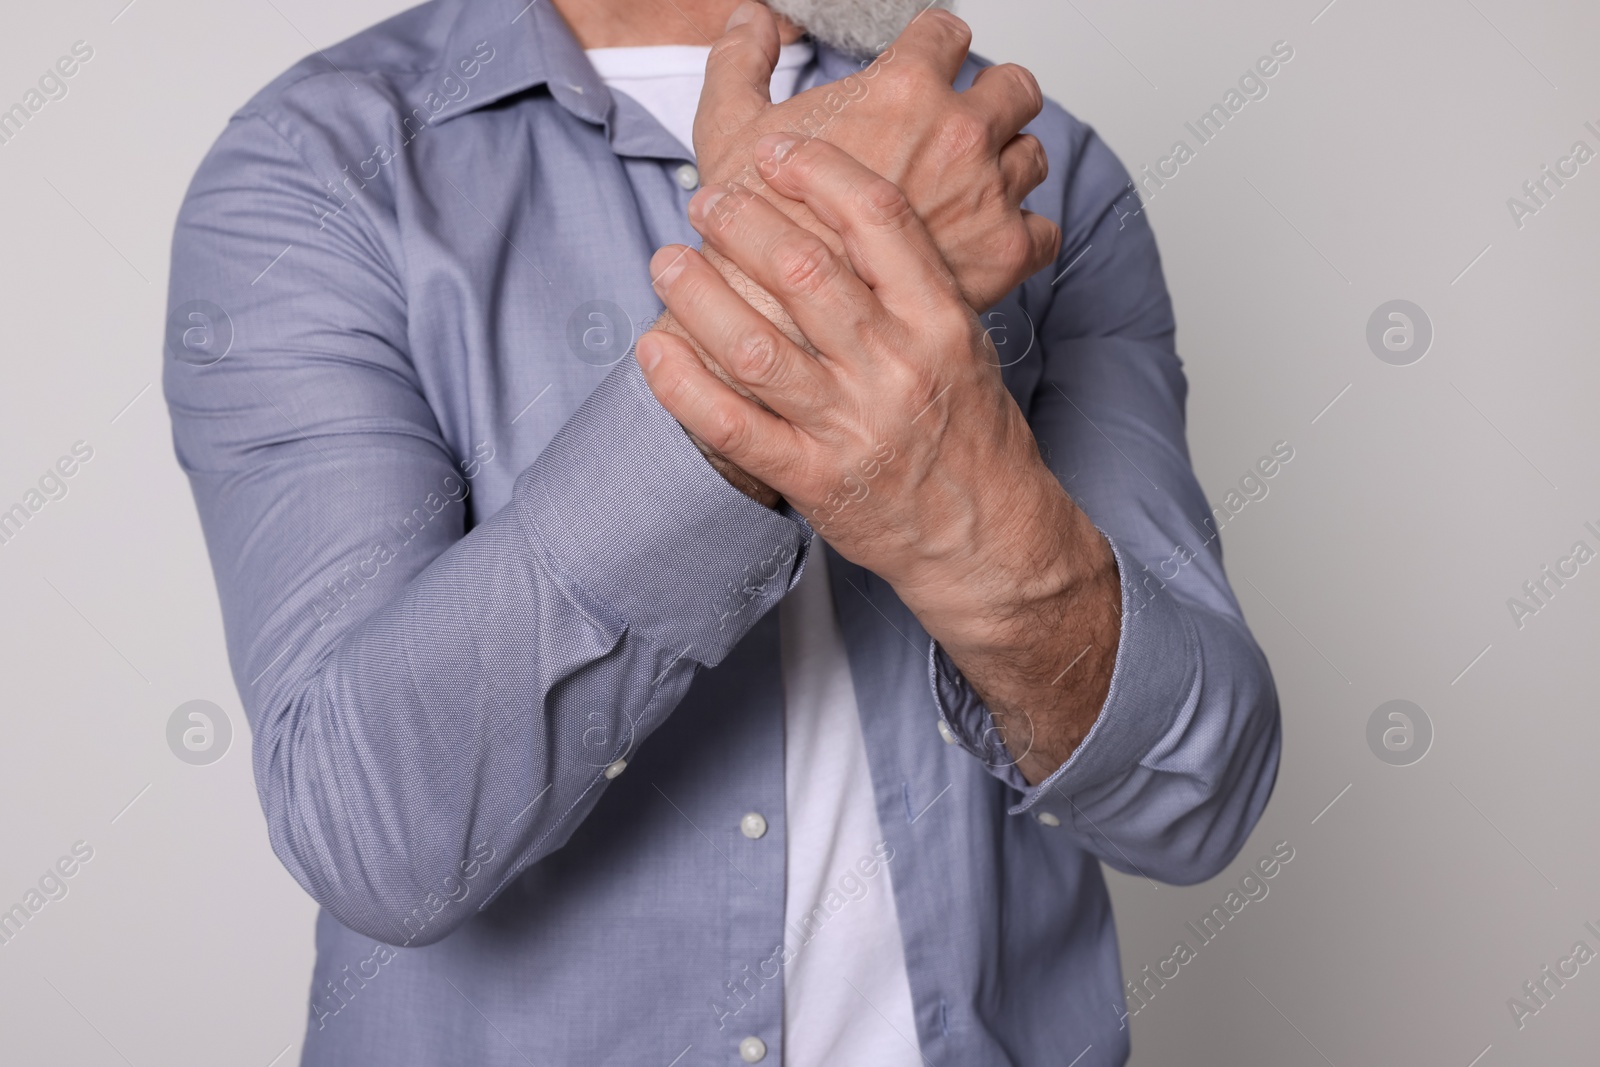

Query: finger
[755,136,955,317]
[695,0,780,152]
[636,329,803,479]
[997,133,1049,204]
[649,244,830,421]
[963,63,1044,150]
[862,6,970,86]
[689,182,889,362]
[1022,211,1064,278]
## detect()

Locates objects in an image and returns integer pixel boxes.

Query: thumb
[695,1,780,153]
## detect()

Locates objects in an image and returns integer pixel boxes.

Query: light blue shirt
[163,0,1282,1063]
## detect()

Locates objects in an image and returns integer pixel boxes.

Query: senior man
[164,0,1280,1063]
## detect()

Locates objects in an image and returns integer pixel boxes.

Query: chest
[383,101,1044,528]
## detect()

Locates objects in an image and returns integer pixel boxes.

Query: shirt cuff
[930,531,1197,813]
[512,355,811,665]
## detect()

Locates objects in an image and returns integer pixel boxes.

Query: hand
[643,135,1059,595]
[696,2,1059,311]
[638,136,1120,782]
[655,2,1060,505]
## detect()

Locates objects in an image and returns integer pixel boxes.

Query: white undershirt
[583,43,922,1067]
[585,42,814,156]
[776,550,922,1067]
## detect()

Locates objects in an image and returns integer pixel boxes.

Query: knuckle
[995,63,1043,115]
[936,111,989,160]
[874,66,919,109]
[777,138,823,184]
[898,363,945,418]
[774,237,839,297]
[730,331,783,386]
[706,405,751,456]
[709,37,748,69]
[859,176,914,229]
[936,299,981,341]
[1018,134,1048,180]
[929,9,973,49]
[996,224,1037,278]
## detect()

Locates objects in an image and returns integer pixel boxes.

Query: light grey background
[2,1,1596,1064]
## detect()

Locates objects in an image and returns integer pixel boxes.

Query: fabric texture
[583,42,922,1065]
[778,550,922,1067]
[162,1,1283,1064]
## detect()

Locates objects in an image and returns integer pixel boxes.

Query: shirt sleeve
[164,110,809,946]
[930,120,1282,886]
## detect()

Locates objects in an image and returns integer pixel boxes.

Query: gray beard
[763,0,956,59]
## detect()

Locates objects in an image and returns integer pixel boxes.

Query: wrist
[901,456,1115,655]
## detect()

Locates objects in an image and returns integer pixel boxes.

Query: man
[164,0,1280,1063]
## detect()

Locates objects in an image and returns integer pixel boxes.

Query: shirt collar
[434,0,608,125]
[435,0,863,132]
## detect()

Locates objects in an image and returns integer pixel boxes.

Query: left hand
[638,133,1105,634]
[639,133,1122,784]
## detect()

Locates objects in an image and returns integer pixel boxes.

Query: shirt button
[739,1036,767,1063]
[604,759,628,780]
[675,163,700,190]
[1036,811,1061,827]
[936,718,957,745]
[740,812,768,839]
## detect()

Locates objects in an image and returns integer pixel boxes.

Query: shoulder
[238,0,456,128]
[202,0,518,184]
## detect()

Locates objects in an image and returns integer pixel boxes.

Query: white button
[675,163,700,190]
[936,718,957,745]
[739,1036,767,1063]
[740,812,768,839]
[604,759,627,780]
[1036,811,1061,827]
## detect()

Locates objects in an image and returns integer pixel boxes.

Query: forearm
[202,361,809,946]
[906,454,1122,785]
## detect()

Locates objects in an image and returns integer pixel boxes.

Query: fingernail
[689,185,729,224]
[725,1,756,32]
[652,248,689,289]
[637,333,662,372]
[756,134,797,168]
